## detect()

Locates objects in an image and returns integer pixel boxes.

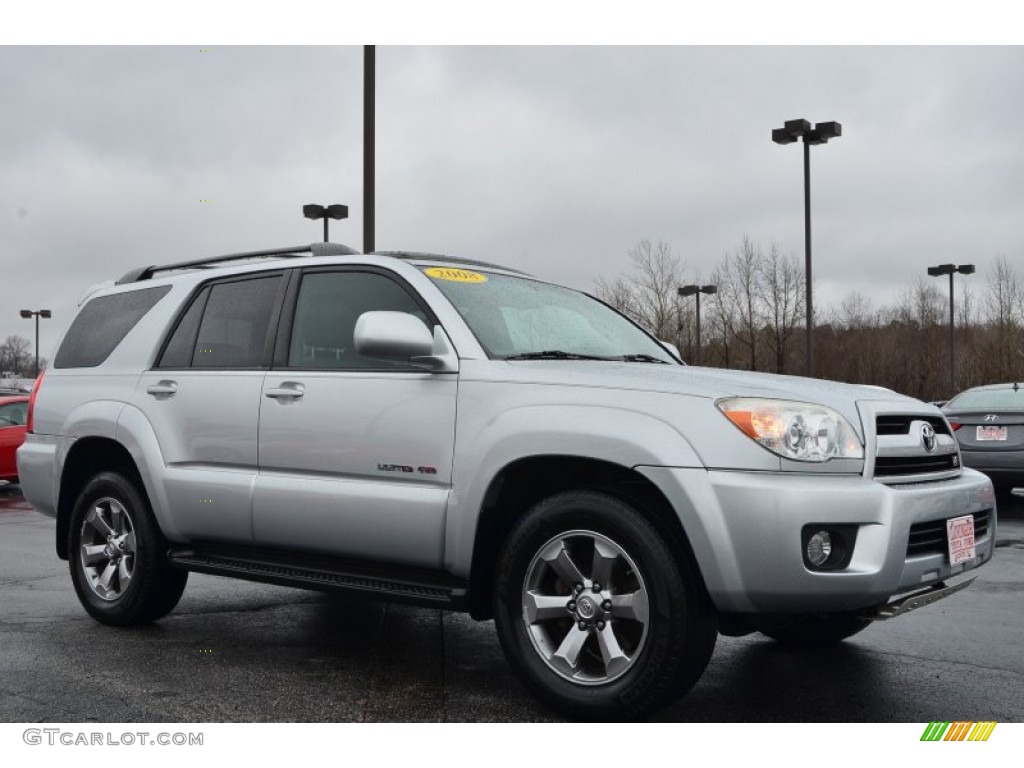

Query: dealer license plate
[947,514,976,565]
[976,426,1007,441]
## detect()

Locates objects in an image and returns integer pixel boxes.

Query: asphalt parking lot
[1,481,1022,723]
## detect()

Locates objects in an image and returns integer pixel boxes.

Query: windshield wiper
[619,354,671,364]
[504,350,613,361]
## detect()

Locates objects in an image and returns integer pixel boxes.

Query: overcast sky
[2,45,1023,360]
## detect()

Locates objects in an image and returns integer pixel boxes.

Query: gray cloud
[2,46,1022,358]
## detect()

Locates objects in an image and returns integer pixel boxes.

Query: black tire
[758,613,871,647]
[68,471,187,626]
[494,490,717,720]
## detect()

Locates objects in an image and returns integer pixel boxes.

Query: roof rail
[371,251,529,275]
[115,242,360,284]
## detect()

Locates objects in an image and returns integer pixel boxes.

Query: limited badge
[424,267,488,283]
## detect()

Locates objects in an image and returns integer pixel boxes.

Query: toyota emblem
[921,423,937,453]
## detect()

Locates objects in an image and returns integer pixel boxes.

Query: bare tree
[595,239,686,342]
[982,255,1024,381]
[837,291,872,330]
[758,242,804,373]
[0,335,32,377]
[706,263,736,368]
[728,236,762,371]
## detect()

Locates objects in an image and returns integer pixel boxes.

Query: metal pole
[803,137,813,378]
[323,218,329,243]
[949,271,956,397]
[695,292,702,366]
[34,313,39,378]
[363,45,375,254]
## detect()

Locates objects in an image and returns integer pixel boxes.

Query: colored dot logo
[199,199,213,203]
[199,49,212,53]
[199,499,213,504]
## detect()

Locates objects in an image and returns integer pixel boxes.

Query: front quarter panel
[444,379,706,575]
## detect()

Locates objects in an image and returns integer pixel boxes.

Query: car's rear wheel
[494,490,717,720]
[758,612,871,647]
[68,471,187,626]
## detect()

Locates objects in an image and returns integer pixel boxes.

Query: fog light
[806,530,833,567]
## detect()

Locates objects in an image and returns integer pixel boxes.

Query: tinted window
[288,272,428,370]
[54,286,171,368]
[0,402,27,427]
[193,277,281,369]
[158,288,209,368]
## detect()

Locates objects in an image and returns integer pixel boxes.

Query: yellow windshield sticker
[424,267,488,283]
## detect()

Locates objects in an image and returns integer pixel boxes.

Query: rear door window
[156,275,284,369]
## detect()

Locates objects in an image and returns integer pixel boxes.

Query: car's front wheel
[68,471,187,626]
[494,490,717,720]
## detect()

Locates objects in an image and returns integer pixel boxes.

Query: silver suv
[18,243,997,719]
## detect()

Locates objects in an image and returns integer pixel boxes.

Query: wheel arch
[466,455,706,620]
[56,436,148,560]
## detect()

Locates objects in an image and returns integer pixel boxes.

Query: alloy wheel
[521,529,650,685]
[78,497,136,601]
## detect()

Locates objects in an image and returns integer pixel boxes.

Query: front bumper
[636,465,996,614]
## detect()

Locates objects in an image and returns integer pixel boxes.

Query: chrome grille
[876,414,951,437]
[875,454,960,476]
[871,412,961,483]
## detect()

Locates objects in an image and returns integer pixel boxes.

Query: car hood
[464,360,929,428]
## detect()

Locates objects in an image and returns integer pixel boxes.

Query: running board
[867,575,976,621]
[167,546,468,610]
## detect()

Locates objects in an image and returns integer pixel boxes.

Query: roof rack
[115,242,360,284]
[372,251,529,275]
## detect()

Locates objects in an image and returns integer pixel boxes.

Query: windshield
[946,387,1024,410]
[422,267,678,363]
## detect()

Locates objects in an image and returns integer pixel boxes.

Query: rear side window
[54,286,171,369]
[191,276,281,369]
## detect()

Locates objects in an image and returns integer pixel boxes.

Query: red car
[0,395,29,483]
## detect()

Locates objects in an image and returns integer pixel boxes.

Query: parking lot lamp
[927,263,975,397]
[303,204,349,242]
[19,309,51,378]
[678,285,717,366]
[771,118,842,378]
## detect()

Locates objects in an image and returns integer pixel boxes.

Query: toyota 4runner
[17,242,997,719]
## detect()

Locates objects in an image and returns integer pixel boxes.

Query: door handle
[146,381,178,397]
[265,383,304,400]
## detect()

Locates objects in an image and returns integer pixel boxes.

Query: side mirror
[354,311,458,372]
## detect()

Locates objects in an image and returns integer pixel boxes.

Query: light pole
[771,118,842,378]
[364,44,375,254]
[302,204,349,242]
[19,309,51,378]
[928,263,975,397]
[678,285,717,366]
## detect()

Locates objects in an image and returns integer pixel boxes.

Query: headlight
[717,397,863,462]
